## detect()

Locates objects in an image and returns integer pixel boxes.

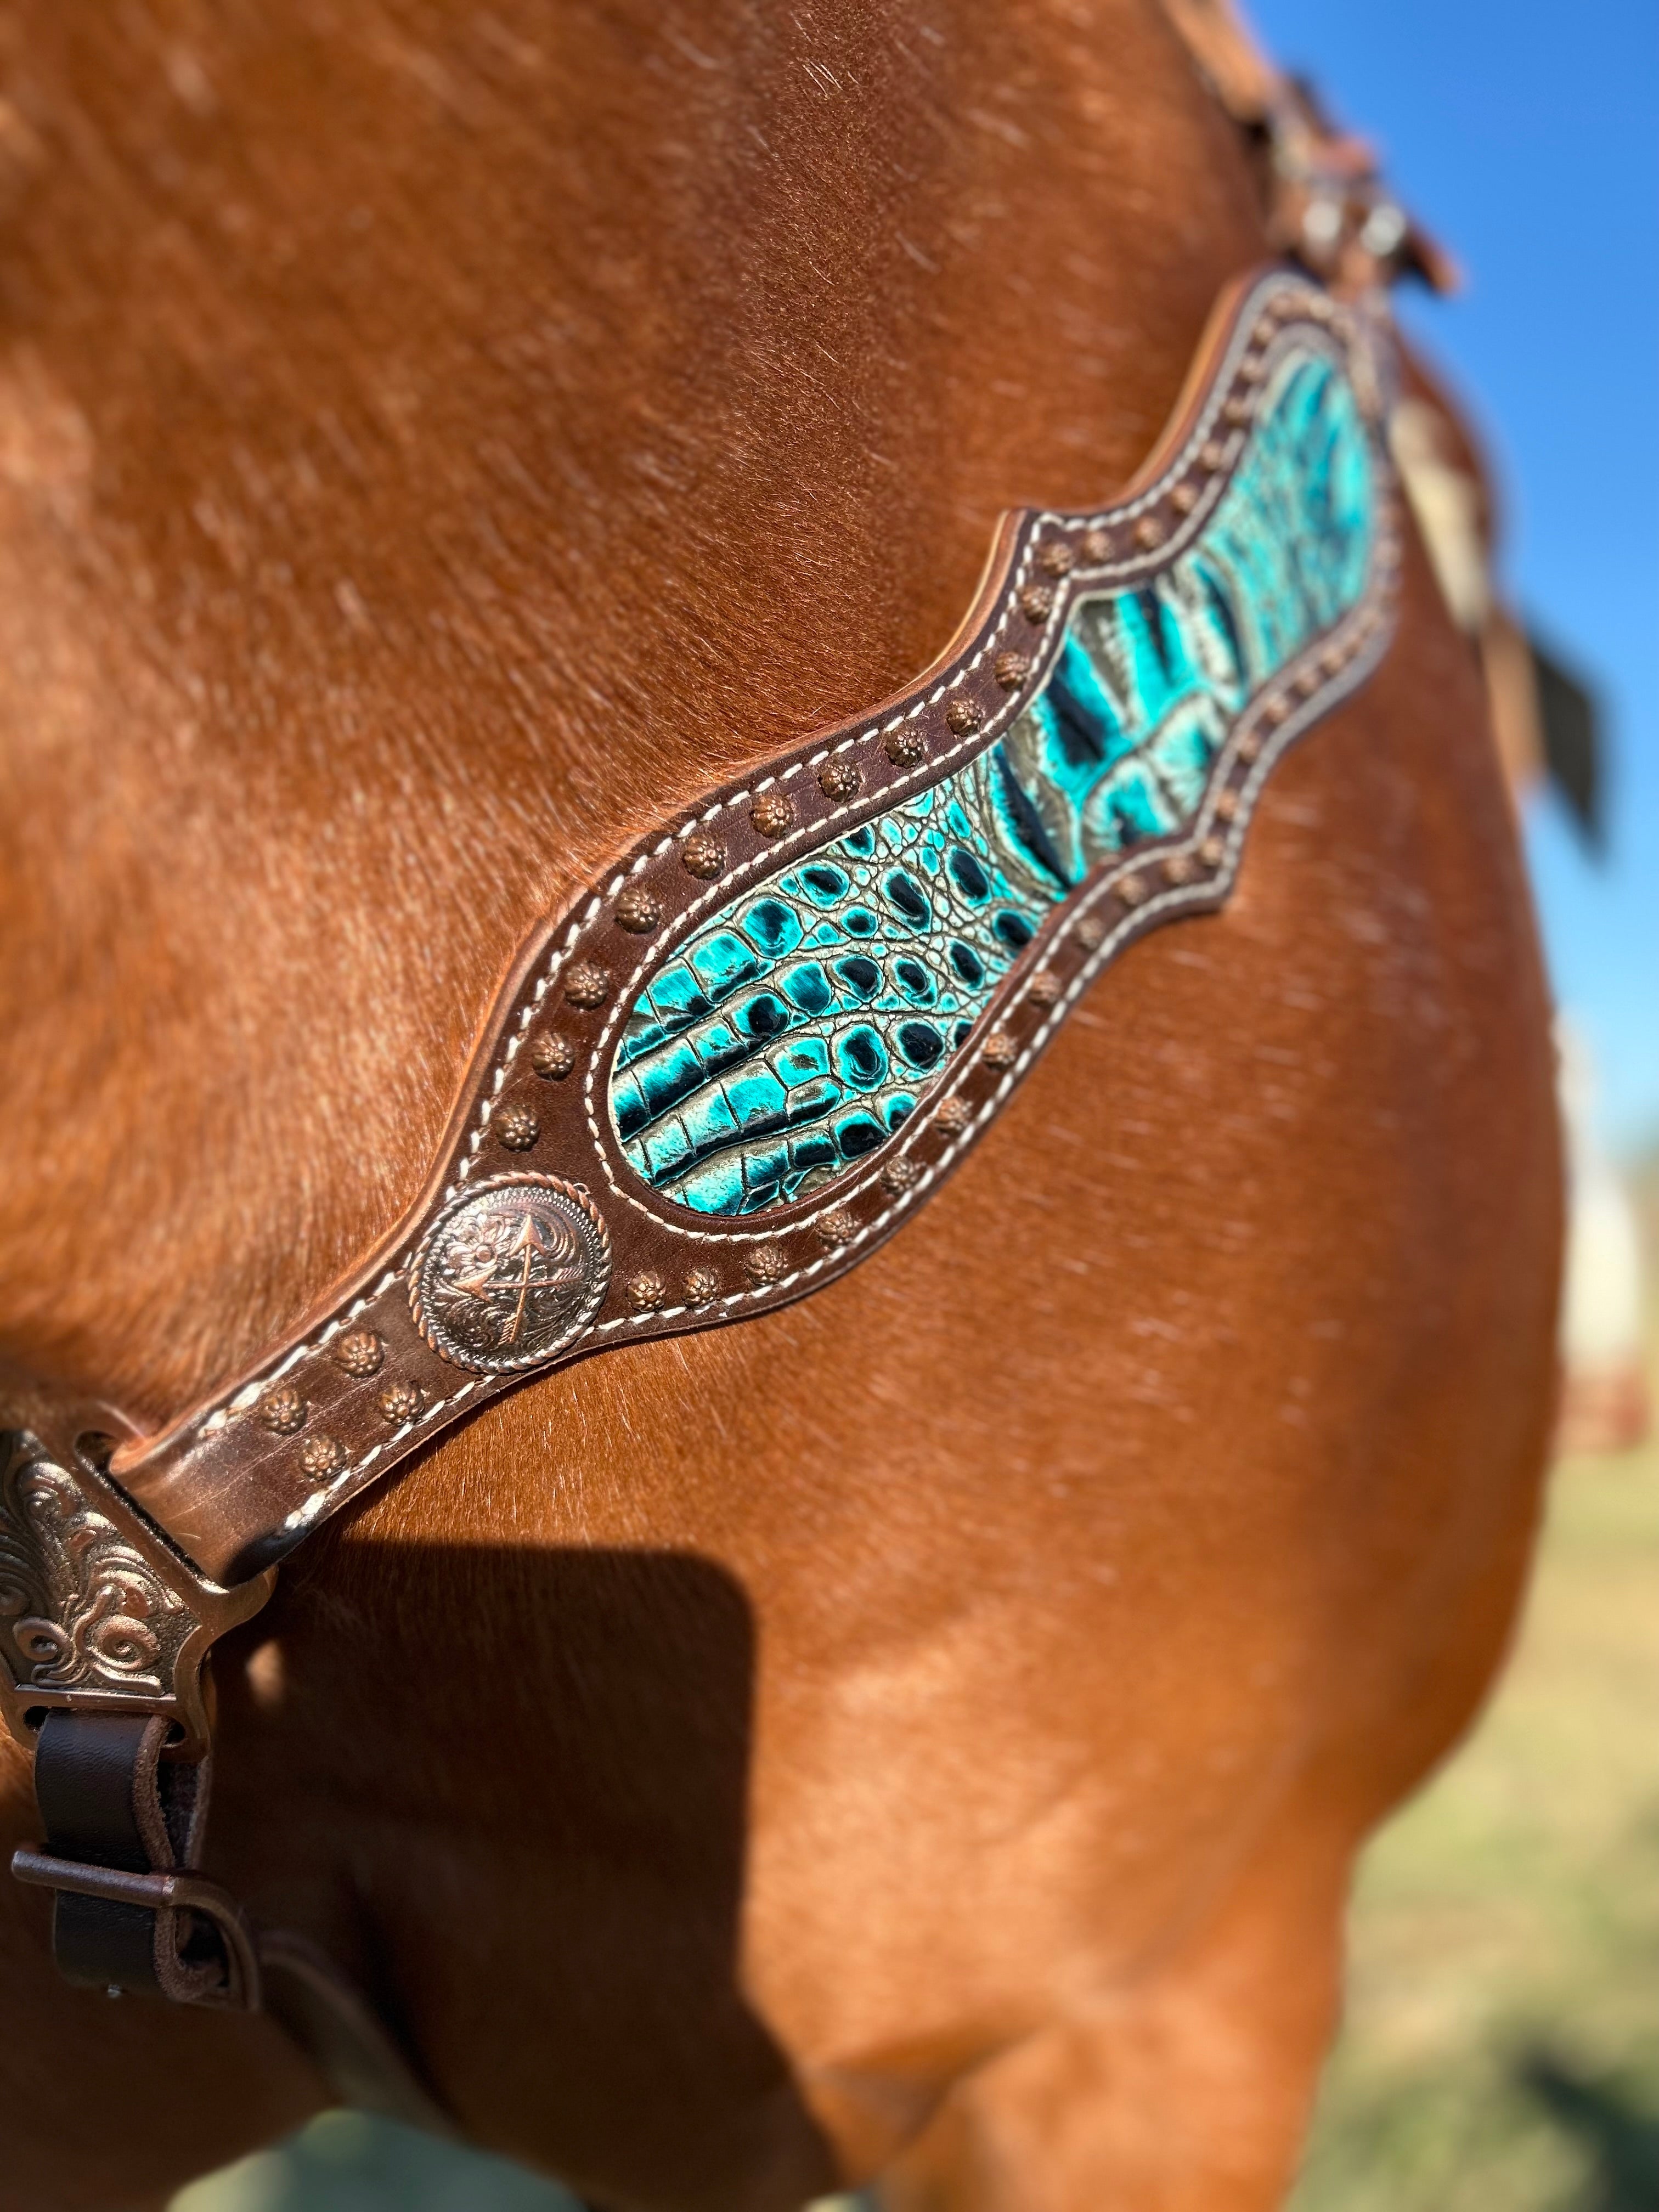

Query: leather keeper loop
[19,1711,252,2007]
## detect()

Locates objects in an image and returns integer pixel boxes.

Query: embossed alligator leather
[1,266,1401,1761]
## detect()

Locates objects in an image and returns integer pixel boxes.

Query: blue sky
[1251,0,1658,1153]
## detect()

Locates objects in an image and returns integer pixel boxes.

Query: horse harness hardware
[1,4,1445,2135]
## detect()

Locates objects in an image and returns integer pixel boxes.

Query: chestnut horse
[0,3,1558,2208]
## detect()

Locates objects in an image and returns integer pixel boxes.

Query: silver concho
[409,1175,611,1373]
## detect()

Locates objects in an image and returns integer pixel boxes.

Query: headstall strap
[3,7,1429,2109]
[1161,0,1457,295]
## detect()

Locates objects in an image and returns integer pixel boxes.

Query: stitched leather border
[105,265,1401,1584]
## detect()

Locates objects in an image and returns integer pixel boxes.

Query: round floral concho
[409,1175,611,1373]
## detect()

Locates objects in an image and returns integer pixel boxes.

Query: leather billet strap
[3,266,1401,2049]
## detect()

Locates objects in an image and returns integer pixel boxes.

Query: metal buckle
[10,1848,264,2009]
[0,1404,273,1760]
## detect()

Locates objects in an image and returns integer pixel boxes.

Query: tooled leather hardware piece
[2,266,1401,1756]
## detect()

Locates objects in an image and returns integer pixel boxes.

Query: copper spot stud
[1082,527,1111,563]
[1199,440,1228,472]
[257,1384,307,1436]
[1133,515,1164,550]
[1199,836,1226,869]
[615,883,663,934]
[1037,539,1075,578]
[565,961,611,1009]
[1171,483,1198,515]
[1263,695,1290,727]
[1162,853,1195,887]
[1236,731,1262,764]
[332,1328,385,1379]
[744,1243,788,1288]
[982,1028,1018,1070]
[627,1270,665,1314]
[1223,397,1253,427]
[994,651,1029,691]
[1214,789,1240,823]
[886,726,927,766]
[818,758,861,801]
[378,1379,422,1426]
[684,1266,720,1306]
[1117,874,1148,907]
[1019,584,1053,624]
[935,1097,972,1135]
[1076,915,1107,951]
[299,1434,347,1483]
[495,1102,540,1152]
[817,1206,858,1248]
[751,789,796,837]
[531,1032,577,1081]
[945,697,982,736]
[1029,968,1063,1006]
[881,1157,920,1195]
[682,830,726,879]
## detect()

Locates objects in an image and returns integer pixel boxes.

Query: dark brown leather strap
[17,1711,456,2128]
[25,1711,250,2004]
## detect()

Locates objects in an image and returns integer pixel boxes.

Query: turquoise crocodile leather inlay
[609,338,1379,1216]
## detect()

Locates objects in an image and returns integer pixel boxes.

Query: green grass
[178,1284,1659,2212]
[1290,1300,1659,2212]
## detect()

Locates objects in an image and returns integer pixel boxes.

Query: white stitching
[278,1376,481,1531]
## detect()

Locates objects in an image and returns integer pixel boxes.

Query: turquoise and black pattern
[610,339,1378,1216]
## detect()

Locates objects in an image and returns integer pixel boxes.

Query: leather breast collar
[1,0,1443,2135]
[111,268,1398,1600]
[3,268,1401,2098]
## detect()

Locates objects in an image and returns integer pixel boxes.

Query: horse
[0,3,1560,2207]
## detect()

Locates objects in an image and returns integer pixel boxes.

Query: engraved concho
[410,1175,611,1374]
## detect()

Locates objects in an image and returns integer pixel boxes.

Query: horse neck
[0,1,1262,1415]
